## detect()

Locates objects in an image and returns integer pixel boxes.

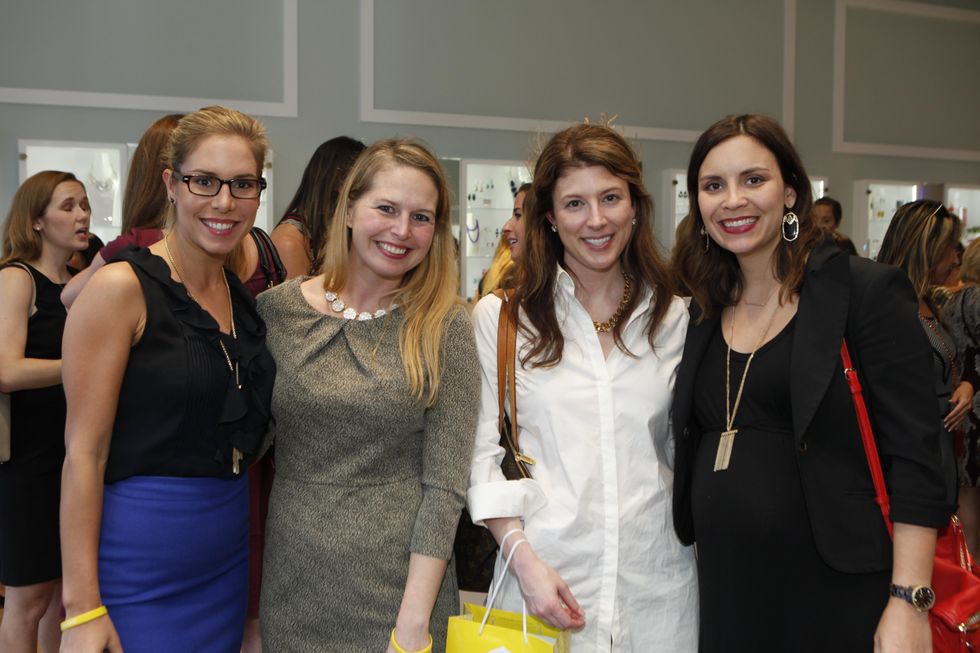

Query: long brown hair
[515,123,674,368]
[877,199,961,314]
[284,136,365,272]
[672,114,820,320]
[121,113,183,234]
[1,171,84,266]
[320,138,461,407]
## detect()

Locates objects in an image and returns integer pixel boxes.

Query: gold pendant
[714,429,737,472]
[232,448,243,475]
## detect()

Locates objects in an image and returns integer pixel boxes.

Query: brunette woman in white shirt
[468,123,698,651]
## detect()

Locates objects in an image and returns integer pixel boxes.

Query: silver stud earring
[169,196,176,205]
[782,211,799,242]
[550,223,558,233]
[631,218,637,226]
[700,225,709,251]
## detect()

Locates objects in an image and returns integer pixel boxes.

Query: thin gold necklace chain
[163,236,240,390]
[725,289,781,432]
[593,272,633,333]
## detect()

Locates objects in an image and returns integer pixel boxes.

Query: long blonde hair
[478,237,514,298]
[320,138,462,407]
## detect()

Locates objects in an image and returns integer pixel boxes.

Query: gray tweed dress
[256,279,480,653]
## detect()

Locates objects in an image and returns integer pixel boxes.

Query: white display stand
[947,185,980,240]
[460,159,531,300]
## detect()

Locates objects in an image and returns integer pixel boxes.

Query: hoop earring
[700,225,709,252]
[782,211,799,242]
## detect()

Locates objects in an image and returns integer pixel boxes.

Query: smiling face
[345,164,438,287]
[34,180,91,254]
[502,189,527,262]
[697,135,797,262]
[548,165,635,278]
[163,134,261,256]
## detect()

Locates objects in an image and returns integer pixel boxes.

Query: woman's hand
[510,544,585,631]
[874,598,930,652]
[945,380,974,431]
[60,615,124,653]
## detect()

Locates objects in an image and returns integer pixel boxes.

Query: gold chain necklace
[593,273,633,333]
[715,289,780,472]
[163,236,243,473]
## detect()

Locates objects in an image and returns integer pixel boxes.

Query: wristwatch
[889,583,936,612]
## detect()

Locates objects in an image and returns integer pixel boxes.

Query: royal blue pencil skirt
[98,475,248,653]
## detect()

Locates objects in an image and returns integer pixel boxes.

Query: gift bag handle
[480,529,530,644]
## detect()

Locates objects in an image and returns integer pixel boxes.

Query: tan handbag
[493,288,534,478]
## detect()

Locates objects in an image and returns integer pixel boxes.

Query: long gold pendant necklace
[164,235,244,474]
[714,288,781,472]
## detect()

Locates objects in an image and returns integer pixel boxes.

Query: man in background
[812,196,857,255]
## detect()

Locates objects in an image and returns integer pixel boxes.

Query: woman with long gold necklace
[58,106,275,653]
[671,114,950,652]
[468,123,698,651]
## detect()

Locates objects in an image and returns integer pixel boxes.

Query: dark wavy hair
[672,114,819,319]
[283,136,365,272]
[514,123,674,368]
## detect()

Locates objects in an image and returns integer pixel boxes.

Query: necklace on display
[324,290,393,321]
[715,287,780,472]
[593,273,633,333]
[163,235,243,474]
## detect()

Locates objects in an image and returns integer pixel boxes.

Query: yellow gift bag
[447,536,570,652]
[447,603,569,652]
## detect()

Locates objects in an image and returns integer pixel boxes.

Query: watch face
[912,586,936,610]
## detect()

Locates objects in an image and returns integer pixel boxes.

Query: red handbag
[841,340,980,650]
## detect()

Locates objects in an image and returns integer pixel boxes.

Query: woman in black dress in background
[0,171,91,653]
[671,115,951,652]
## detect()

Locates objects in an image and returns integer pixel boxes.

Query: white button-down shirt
[468,270,698,652]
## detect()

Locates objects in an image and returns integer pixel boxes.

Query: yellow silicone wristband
[389,628,433,653]
[60,605,108,632]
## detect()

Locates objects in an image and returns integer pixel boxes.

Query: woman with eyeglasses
[58,106,276,653]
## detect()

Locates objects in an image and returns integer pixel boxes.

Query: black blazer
[671,240,953,573]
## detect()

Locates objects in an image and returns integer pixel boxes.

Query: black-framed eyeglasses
[178,173,267,199]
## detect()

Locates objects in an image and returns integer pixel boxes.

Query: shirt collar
[553,264,656,324]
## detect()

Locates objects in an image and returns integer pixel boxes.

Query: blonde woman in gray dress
[257,139,480,653]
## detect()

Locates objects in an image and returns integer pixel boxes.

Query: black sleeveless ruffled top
[104,246,275,483]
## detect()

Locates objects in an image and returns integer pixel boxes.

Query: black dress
[691,318,889,652]
[0,264,69,586]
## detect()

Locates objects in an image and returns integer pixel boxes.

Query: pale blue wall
[1,0,978,246]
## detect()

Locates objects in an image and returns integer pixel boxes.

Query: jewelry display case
[460,159,531,300]
[19,140,128,244]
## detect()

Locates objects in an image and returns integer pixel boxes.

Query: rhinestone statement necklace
[324,290,394,321]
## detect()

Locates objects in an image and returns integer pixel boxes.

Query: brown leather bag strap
[493,289,528,469]
[494,289,512,434]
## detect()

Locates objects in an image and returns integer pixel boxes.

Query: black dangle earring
[700,225,710,251]
[782,211,799,242]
